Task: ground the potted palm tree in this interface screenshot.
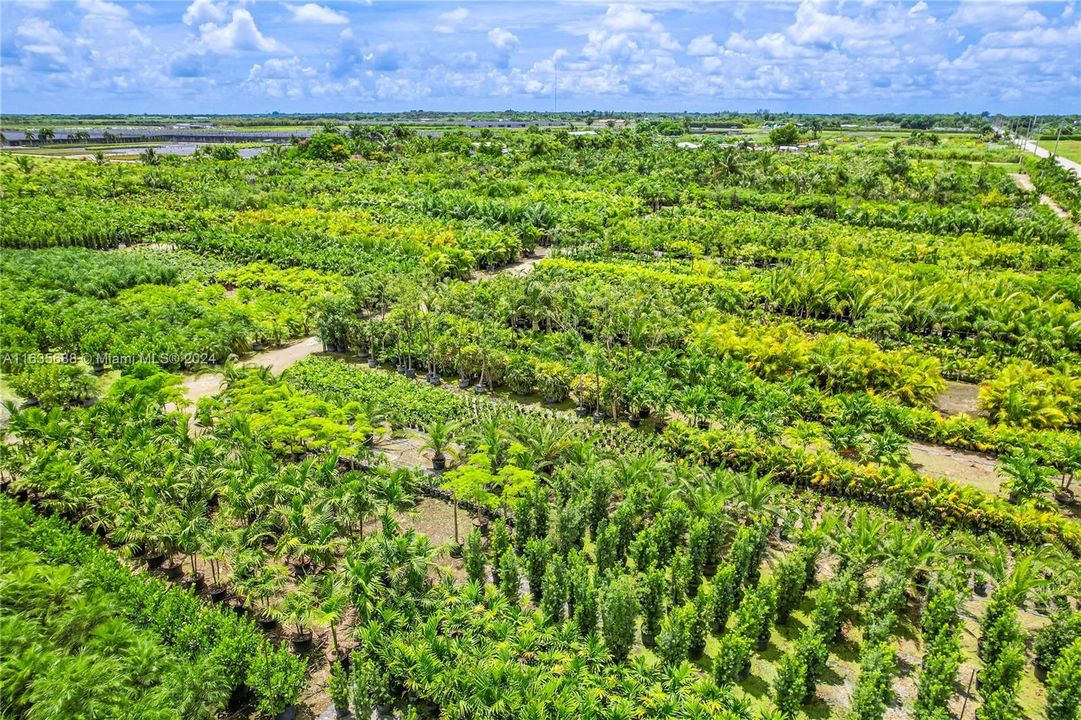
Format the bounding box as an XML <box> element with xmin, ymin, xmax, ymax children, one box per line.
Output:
<box><xmin>236</xmin><ymin>561</ymin><xmax>289</xmax><ymax>630</ymax></box>
<box><xmin>421</xmin><ymin>418</ymin><xmax>458</xmax><ymax>473</ymax></box>
<box><xmin>204</xmin><ymin>519</ymin><xmax>232</xmax><ymax>603</ymax></box>
<box><xmin>279</xmin><ymin>577</ymin><xmax>320</xmax><ymax>654</ymax></box>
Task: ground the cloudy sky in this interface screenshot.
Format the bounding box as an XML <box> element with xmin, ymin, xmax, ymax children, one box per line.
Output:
<box><xmin>1</xmin><ymin>0</ymin><xmax>1078</xmax><ymax>114</ymax></box>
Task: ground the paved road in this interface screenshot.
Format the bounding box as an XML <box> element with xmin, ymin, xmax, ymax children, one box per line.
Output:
<box><xmin>1010</xmin><ymin>133</ymin><xmax>1081</xmax><ymax>176</ymax></box>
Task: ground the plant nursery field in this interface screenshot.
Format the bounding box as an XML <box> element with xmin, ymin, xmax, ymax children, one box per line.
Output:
<box><xmin>1</xmin><ymin>122</ymin><xmax>1079</xmax><ymax>720</ymax></box>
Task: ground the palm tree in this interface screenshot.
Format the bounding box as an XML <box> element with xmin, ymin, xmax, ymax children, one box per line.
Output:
<box><xmin>420</xmin><ymin>418</ymin><xmax>458</xmax><ymax>472</ymax></box>
<box><xmin>371</xmin><ymin>467</ymin><xmax>416</xmax><ymax>520</ymax></box>
<box><xmin>314</xmin><ymin>573</ymin><xmax>350</xmax><ymax>655</ymax></box>
<box><xmin>507</xmin><ymin>415</ymin><xmax>576</xmax><ymax>474</ymax></box>
<box><xmin>998</xmin><ymin>452</ymin><xmax>1056</xmax><ymax>506</ymax></box>
<box><xmin>176</xmin><ymin>500</ymin><xmax>209</xmax><ymax>581</ymax></box>
<box><xmin>468</xmin><ymin>415</ymin><xmax>510</xmax><ymax>473</ymax></box>
<box><xmin>728</xmin><ymin>470</ymin><xmax>784</xmax><ymax>519</ymax></box>
<box><xmin>38</xmin><ymin>127</ymin><xmax>55</xmax><ymax>144</ymax></box>
<box><xmin>277</xmin><ymin>576</ymin><xmax>321</xmax><ymax>649</ymax></box>
<box><xmin>343</xmin><ymin>551</ymin><xmax>385</xmax><ymax>625</ymax></box>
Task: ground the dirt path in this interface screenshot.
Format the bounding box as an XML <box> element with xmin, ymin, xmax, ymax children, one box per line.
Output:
<box><xmin>933</xmin><ymin>380</ymin><xmax>981</xmax><ymax>417</ymax></box>
<box><xmin>473</xmin><ymin>246</ymin><xmax>550</xmax><ymax>281</ymax></box>
<box><xmin>179</xmin><ymin>336</ymin><xmax>323</xmax><ymax>408</ymax></box>
<box><xmin>908</xmin><ymin>441</ymin><xmax>1001</xmax><ymax>497</ymax></box>
<box><xmin>1009</xmin><ymin>173</ymin><xmax>1071</xmax><ymax>219</ymax></box>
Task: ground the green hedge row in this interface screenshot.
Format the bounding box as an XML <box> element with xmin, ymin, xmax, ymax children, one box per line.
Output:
<box><xmin>0</xmin><ymin>496</ymin><xmax>306</xmax><ymax>717</ymax></box>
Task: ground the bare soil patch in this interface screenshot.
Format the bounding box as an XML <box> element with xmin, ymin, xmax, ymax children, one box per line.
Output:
<box><xmin>908</xmin><ymin>441</ymin><xmax>1001</xmax><ymax>497</ymax></box>
<box><xmin>934</xmin><ymin>380</ymin><xmax>981</xmax><ymax>417</ymax></box>
<box><xmin>249</xmin><ymin>336</ymin><xmax>323</xmax><ymax>375</ymax></box>
<box><xmin>394</xmin><ymin>498</ymin><xmax>468</xmax><ymax>583</ymax></box>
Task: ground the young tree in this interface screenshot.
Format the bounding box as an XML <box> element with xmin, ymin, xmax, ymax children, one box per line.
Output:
<box><xmin>1046</xmin><ymin>638</ymin><xmax>1081</xmax><ymax>720</ymax></box>
<box><xmin>657</xmin><ymin>603</ymin><xmax>693</xmax><ymax>666</ymax></box>
<box><xmin>463</xmin><ymin>528</ymin><xmax>487</xmax><ymax>585</ymax></box>
<box><xmin>540</xmin><ymin>557</ymin><xmax>567</xmax><ymax>624</ymax></box>
<box><xmin>640</xmin><ymin>567</ymin><xmax>666</xmax><ymax>644</ymax></box>
<box><xmin>571</xmin><ymin>565</ymin><xmax>599</xmax><ymax>637</ymax></box>
<box><xmin>498</xmin><ymin>550</ymin><xmax>521</xmax><ymax>605</ymax></box>
<box><xmin>601</xmin><ymin>574</ymin><xmax>639</xmax><ymax>662</ymax></box>
<box><xmin>713</xmin><ymin>631</ymin><xmax>753</xmax><ymax>687</ymax></box>
<box><xmin>773</xmin><ymin>651</ymin><xmax>807</xmax><ymax>718</ymax></box>
<box><xmin>523</xmin><ymin>537</ymin><xmax>550</xmax><ymax>604</ymax></box>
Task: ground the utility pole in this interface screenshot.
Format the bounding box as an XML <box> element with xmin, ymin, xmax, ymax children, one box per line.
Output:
<box><xmin>1018</xmin><ymin>114</ymin><xmax>1036</xmax><ymax>171</ymax></box>
<box><xmin>1052</xmin><ymin>122</ymin><xmax>1062</xmax><ymax>158</ymax></box>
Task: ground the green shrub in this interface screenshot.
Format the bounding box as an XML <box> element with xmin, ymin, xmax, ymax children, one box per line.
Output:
<box><xmin>601</xmin><ymin>574</ymin><xmax>639</xmax><ymax>662</ymax></box>
<box><xmin>1046</xmin><ymin>638</ymin><xmax>1081</xmax><ymax>720</ymax></box>
<box><xmin>657</xmin><ymin>603</ymin><xmax>693</xmax><ymax>666</ymax></box>
<box><xmin>773</xmin><ymin>651</ymin><xmax>807</xmax><ymax>717</ymax></box>
<box><xmin>851</xmin><ymin>641</ymin><xmax>897</xmax><ymax>720</ymax></box>
<box><xmin>1035</xmin><ymin>611</ymin><xmax>1081</xmax><ymax>673</ymax></box>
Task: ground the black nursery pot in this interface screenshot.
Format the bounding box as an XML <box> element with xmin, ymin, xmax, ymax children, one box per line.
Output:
<box><xmin>428</xmin><ymin>373</ymin><xmax>441</xmax><ymax>387</ymax></box>
<box><xmin>473</xmin><ymin>384</ymin><xmax>486</xmax><ymax>394</ymax></box>
<box><xmin>629</xmin><ymin>416</ymin><xmax>641</xmax><ymax>428</ymax></box>
<box><xmin>368</xmin><ymin>358</ymin><xmax>379</xmax><ymax>368</ymax></box>
<box><xmin>459</xmin><ymin>377</ymin><xmax>472</xmax><ymax>389</ymax></box>
<box><xmin>257</xmin><ymin>613</ymin><xmax>278</xmax><ymax>631</ymax></box>
<box><xmin>575</xmin><ymin>406</ymin><xmax>589</xmax><ymax>417</ymax></box>
<box><xmin>405</xmin><ymin>368</ymin><xmax>416</xmax><ymax>379</ymax></box>
<box><xmin>290</xmin><ymin>633</ymin><xmax>313</xmax><ymax>654</ymax></box>
<box><xmin>146</xmin><ymin>553</ymin><xmax>166</xmax><ymax>570</ymax></box>
<box><xmin>432</xmin><ymin>456</ymin><xmax>446</xmax><ymax>472</ymax></box>
<box><xmin>209</xmin><ymin>585</ymin><xmax>229</xmax><ymax>603</ymax></box>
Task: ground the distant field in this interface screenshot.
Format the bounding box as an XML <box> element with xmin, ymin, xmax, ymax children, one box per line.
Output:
<box><xmin>1037</xmin><ymin>139</ymin><xmax>1081</xmax><ymax>163</ymax></box>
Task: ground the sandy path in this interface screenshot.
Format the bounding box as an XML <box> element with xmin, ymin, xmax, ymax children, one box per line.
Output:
<box><xmin>933</xmin><ymin>380</ymin><xmax>981</xmax><ymax>417</ymax></box>
<box><xmin>179</xmin><ymin>336</ymin><xmax>322</xmax><ymax>407</ymax></box>
<box><xmin>1008</xmin><ymin>173</ymin><xmax>1071</xmax><ymax>219</ymax></box>
<box><xmin>473</xmin><ymin>246</ymin><xmax>550</xmax><ymax>281</ymax></box>
<box><xmin>908</xmin><ymin>441</ymin><xmax>1001</xmax><ymax>496</ymax></box>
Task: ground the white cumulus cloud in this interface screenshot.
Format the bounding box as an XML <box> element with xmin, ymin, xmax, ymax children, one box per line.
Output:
<box><xmin>435</xmin><ymin>6</ymin><xmax>468</xmax><ymax>33</ymax></box>
<box><xmin>199</xmin><ymin>8</ymin><xmax>287</xmax><ymax>53</ymax></box>
<box><xmin>183</xmin><ymin>0</ymin><xmax>228</xmax><ymax>26</ymax></box>
<box><xmin>488</xmin><ymin>27</ymin><xmax>518</xmax><ymax>49</ymax></box>
<box><xmin>285</xmin><ymin>3</ymin><xmax>348</xmax><ymax>25</ymax></box>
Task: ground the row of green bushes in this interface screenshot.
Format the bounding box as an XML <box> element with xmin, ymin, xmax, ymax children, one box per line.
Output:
<box><xmin>0</xmin><ymin>496</ymin><xmax>306</xmax><ymax>717</ymax></box>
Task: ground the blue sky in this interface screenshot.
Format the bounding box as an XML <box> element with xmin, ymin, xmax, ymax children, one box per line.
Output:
<box><xmin>1</xmin><ymin>1</ymin><xmax>1078</xmax><ymax>114</ymax></box>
